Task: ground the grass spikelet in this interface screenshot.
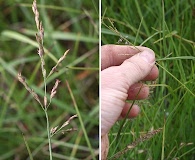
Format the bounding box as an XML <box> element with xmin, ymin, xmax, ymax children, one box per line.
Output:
<box><xmin>50</xmin><ymin>126</ymin><xmax>58</xmax><ymax>135</ymax></box>
<box><xmin>18</xmin><ymin>73</ymin><xmax>42</xmax><ymax>108</ymax></box>
<box><xmin>47</xmin><ymin>49</ymin><xmax>69</xmax><ymax>78</ymax></box>
<box><xmin>50</xmin><ymin>114</ymin><xmax>78</xmax><ymax>137</ymax></box>
<box><xmin>61</xmin><ymin>114</ymin><xmax>78</xmax><ymax>128</ymax></box>
<box><xmin>32</xmin><ymin>0</ymin><xmax>40</xmax><ymax>31</ymax></box>
<box><xmin>44</xmin><ymin>95</ymin><xmax>47</xmax><ymax>108</ymax></box>
<box><xmin>50</xmin><ymin>79</ymin><xmax>61</xmax><ymax>101</ymax></box>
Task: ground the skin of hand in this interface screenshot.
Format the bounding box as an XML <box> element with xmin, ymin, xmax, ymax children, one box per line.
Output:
<box><xmin>101</xmin><ymin>45</ymin><xmax>159</xmax><ymax>159</ymax></box>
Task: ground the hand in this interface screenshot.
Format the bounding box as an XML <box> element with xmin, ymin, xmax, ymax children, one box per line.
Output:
<box><xmin>101</xmin><ymin>45</ymin><xmax>159</xmax><ymax>159</ymax></box>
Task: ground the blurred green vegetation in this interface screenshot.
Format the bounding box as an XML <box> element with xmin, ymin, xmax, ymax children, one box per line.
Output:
<box><xmin>0</xmin><ymin>0</ymin><xmax>99</xmax><ymax>159</ymax></box>
<box><xmin>102</xmin><ymin>0</ymin><xmax>195</xmax><ymax>159</ymax></box>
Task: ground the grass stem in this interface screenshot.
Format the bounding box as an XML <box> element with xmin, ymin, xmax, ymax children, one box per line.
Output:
<box><xmin>44</xmin><ymin>109</ymin><xmax>53</xmax><ymax>160</ymax></box>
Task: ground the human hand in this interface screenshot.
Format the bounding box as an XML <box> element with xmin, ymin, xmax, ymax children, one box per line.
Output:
<box><xmin>101</xmin><ymin>45</ymin><xmax>159</xmax><ymax>159</ymax></box>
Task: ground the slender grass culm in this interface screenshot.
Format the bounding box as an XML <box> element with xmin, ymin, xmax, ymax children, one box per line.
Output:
<box><xmin>17</xmin><ymin>1</ymin><xmax>77</xmax><ymax>159</ymax></box>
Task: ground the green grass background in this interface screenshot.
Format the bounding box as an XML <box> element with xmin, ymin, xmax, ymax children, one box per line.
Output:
<box><xmin>0</xmin><ymin>0</ymin><xmax>99</xmax><ymax>159</ymax></box>
<box><xmin>102</xmin><ymin>0</ymin><xmax>195</xmax><ymax>159</ymax></box>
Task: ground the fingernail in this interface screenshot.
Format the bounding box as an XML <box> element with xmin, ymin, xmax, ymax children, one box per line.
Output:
<box><xmin>139</xmin><ymin>50</ymin><xmax>155</xmax><ymax>64</ymax></box>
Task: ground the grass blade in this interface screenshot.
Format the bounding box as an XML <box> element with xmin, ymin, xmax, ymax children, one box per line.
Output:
<box><xmin>65</xmin><ymin>80</ymin><xmax>96</xmax><ymax>160</ymax></box>
<box><xmin>22</xmin><ymin>133</ymin><xmax>34</xmax><ymax>160</ymax></box>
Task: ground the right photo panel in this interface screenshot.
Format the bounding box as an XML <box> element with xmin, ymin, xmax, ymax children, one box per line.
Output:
<box><xmin>101</xmin><ymin>0</ymin><xmax>195</xmax><ymax>159</ymax></box>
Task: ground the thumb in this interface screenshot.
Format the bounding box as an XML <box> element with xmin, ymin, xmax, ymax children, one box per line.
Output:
<box><xmin>121</xmin><ymin>49</ymin><xmax>155</xmax><ymax>86</ymax></box>
<box><xmin>102</xmin><ymin>49</ymin><xmax>155</xmax><ymax>90</ymax></box>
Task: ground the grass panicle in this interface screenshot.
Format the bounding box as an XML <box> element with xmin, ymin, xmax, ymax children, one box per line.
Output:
<box><xmin>111</xmin><ymin>128</ymin><xmax>163</xmax><ymax>159</ymax></box>
<box><xmin>126</xmin><ymin>128</ymin><xmax>163</xmax><ymax>149</ymax></box>
<box><xmin>17</xmin><ymin>1</ymin><xmax>77</xmax><ymax>160</ymax></box>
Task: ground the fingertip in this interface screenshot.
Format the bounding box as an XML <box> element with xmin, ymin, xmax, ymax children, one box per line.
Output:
<box><xmin>127</xmin><ymin>83</ymin><xmax>150</xmax><ymax>100</ymax></box>
<box><xmin>121</xmin><ymin>104</ymin><xmax>140</xmax><ymax>118</ymax></box>
<box><xmin>143</xmin><ymin>65</ymin><xmax>159</xmax><ymax>81</ymax></box>
<box><xmin>139</xmin><ymin>50</ymin><xmax>155</xmax><ymax>64</ymax></box>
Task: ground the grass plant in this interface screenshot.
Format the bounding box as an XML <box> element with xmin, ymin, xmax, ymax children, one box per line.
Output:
<box><xmin>0</xmin><ymin>0</ymin><xmax>99</xmax><ymax>159</ymax></box>
<box><xmin>102</xmin><ymin>0</ymin><xmax>195</xmax><ymax>159</ymax></box>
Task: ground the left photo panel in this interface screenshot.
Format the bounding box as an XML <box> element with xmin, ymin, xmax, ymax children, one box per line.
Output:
<box><xmin>0</xmin><ymin>0</ymin><xmax>99</xmax><ymax>159</ymax></box>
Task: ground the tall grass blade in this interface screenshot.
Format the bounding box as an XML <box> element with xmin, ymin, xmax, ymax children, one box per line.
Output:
<box><xmin>22</xmin><ymin>133</ymin><xmax>34</xmax><ymax>160</ymax></box>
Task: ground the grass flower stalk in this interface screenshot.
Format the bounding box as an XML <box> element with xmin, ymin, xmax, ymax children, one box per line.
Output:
<box><xmin>32</xmin><ymin>0</ymin><xmax>52</xmax><ymax>159</ymax></box>
<box><xmin>18</xmin><ymin>1</ymin><xmax>74</xmax><ymax>159</ymax></box>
